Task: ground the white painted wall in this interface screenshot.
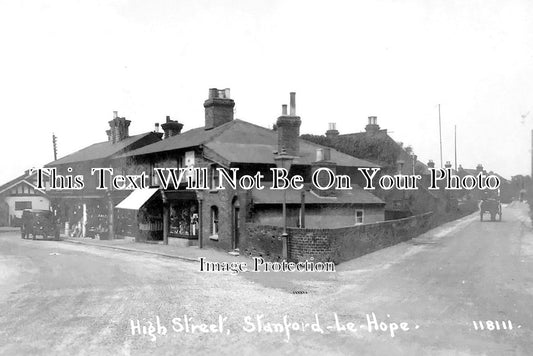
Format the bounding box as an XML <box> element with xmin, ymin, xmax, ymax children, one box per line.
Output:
<box><xmin>4</xmin><ymin>196</ymin><xmax>50</xmax><ymax>219</ymax></box>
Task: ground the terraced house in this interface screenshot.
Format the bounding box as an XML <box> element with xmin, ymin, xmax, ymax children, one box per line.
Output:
<box><xmin>44</xmin><ymin>112</ymin><xmax>163</xmax><ymax>238</ymax></box>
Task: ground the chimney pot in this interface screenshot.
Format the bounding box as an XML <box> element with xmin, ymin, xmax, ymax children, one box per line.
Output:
<box><xmin>290</xmin><ymin>92</ymin><xmax>296</xmax><ymax>116</ymax></box>
<box><xmin>108</xmin><ymin>112</ymin><xmax>130</xmax><ymax>143</ymax></box>
<box><xmin>365</xmin><ymin>116</ymin><xmax>380</xmax><ymax>134</ymax></box>
<box><xmin>326</xmin><ymin>122</ymin><xmax>339</xmax><ymax>138</ymax></box>
<box><xmin>276</xmin><ymin>92</ymin><xmax>301</xmax><ymax>156</ymax></box>
<box><xmin>282</xmin><ymin>104</ymin><xmax>288</xmax><ymax>116</ymax></box>
<box><xmin>161</xmin><ymin>115</ymin><xmax>183</xmax><ymax>138</ymax></box>
<box><xmin>204</xmin><ymin>87</ymin><xmax>235</xmax><ymax>130</ymax></box>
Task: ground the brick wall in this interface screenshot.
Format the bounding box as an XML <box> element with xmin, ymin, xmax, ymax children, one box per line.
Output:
<box><xmin>243</xmin><ymin>212</ymin><xmax>434</xmax><ymax>264</ymax></box>
<box><xmin>288</xmin><ymin>212</ymin><xmax>434</xmax><ymax>263</ymax></box>
<box><xmin>241</xmin><ymin>224</ymin><xmax>285</xmax><ymax>261</ymax></box>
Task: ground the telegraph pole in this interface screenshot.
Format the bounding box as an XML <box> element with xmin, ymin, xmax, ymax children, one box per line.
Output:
<box><xmin>52</xmin><ymin>133</ymin><xmax>57</xmax><ymax>161</ymax></box>
<box><xmin>439</xmin><ymin>104</ymin><xmax>443</xmax><ymax>168</ymax></box>
<box><xmin>454</xmin><ymin>125</ymin><xmax>457</xmax><ymax>171</ymax></box>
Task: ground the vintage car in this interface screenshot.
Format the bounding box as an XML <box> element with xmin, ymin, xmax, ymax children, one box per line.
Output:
<box><xmin>20</xmin><ymin>209</ymin><xmax>60</xmax><ymax>240</ymax></box>
<box><xmin>479</xmin><ymin>199</ymin><xmax>502</xmax><ymax>222</ymax></box>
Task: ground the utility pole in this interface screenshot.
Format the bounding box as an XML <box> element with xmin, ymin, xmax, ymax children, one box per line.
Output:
<box><xmin>52</xmin><ymin>133</ymin><xmax>57</xmax><ymax>161</ymax></box>
<box><xmin>439</xmin><ymin>104</ymin><xmax>443</xmax><ymax>168</ymax></box>
<box><xmin>454</xmin><ymin>125</ymin><xmax>457</xmax><ymax>171</ymax></box>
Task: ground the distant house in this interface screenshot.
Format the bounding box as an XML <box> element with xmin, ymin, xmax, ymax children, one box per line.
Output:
<box><xmin>112</xmin><ymin>89</ymin><xmax>385</xmax><ymax>252</ymax></box>
<box><xmin>305</xmin><ymin>117</ymin><xmax>432</xmax><ymax>218</ymax></box>
<box><xmin>458</xmin><ymin>165</ymin><xmax>512</xmax><ymax>203</ymax></box>
<box><xmin>325</xmin><ymin>117</ymin><xmax>429</xmax><ymax>176</ymax></box>
<box><xmin>0</xmin><ymin>170</ymin><xmax>50</xmax><ymax>226</ymax></box>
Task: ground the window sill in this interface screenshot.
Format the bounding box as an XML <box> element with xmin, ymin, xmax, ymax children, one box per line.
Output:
<box><xmin>209</xmin><ymin>234</ymin><xmax>219</xmax><ymax>241</ymax></box>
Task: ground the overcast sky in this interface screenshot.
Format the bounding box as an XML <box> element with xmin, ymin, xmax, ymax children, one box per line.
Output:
<box><xmin>1</xmin><ymin>0</ymin><xmax>532</xmax><ymax>183</ymax></box>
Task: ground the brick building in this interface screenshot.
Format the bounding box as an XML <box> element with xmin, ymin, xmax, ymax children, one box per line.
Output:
<box><xmin>44</xmin><ymin>112</ymin><xmax>162</xmax><ymax>237</ymax></box>
<box><xmin>319</xmin><ymin>117</ymin><xmax>432</xmax><ymax>217</ymax></box>
<box><xmin>0</xmin><ymin>170</ymin><xmax>50</xmax><ymax>226</ymax></box>
<box><xmin>113</xmin><ymin>89</ymin><xmax>385</xmax><ymax>252</ymax></box>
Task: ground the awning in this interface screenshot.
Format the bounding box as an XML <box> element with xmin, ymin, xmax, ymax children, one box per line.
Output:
<box><xmin>115</xmin><ymin>188</ymin><xmax>159</xmax><ymax>210</ymax></box>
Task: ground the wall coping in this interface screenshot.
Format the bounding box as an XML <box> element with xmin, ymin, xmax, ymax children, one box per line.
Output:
<box><xmin>245</xmin><ymin>211</ymin><xmax>434</xmax><ymax>233</ymax></box>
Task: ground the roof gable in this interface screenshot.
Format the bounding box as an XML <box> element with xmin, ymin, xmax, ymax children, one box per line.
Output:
<box><xmin>0</xmin><ymin>169</ymin><xmax>49</xmax><ymax>194</ymax></box>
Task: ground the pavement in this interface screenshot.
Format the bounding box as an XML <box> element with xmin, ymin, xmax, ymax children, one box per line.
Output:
<box><xmin>61</xmin><ymin>237</ymin><xmax>248</xmax><ymax>264</ymax></box>
<box><xmin>0</xmin><ymin>202</ymin><xmax>533</xmax><ymax>355</ymax></box>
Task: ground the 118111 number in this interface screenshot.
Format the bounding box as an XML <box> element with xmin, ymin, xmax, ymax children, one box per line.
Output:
<box><xmin>472</xmin><ymin>320</ymin><xmax>514</xmax><ymax>331</ymax></box>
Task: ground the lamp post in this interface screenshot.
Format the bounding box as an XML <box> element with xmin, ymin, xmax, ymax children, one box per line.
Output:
<box><xmin>274</xmin><ymin>148</ymin><xmax>295</xmax><ymax>260</ymax></box>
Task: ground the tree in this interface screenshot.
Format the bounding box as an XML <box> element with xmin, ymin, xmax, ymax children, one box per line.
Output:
<box><xmin>301</xmin><ymin>134</ymin><xmax>400</xmax><ymax>173</ymax></box>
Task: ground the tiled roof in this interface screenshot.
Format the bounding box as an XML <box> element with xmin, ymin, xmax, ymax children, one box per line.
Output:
<box><xmin>117</xmin><ymin>122</ymin><xmax>233</xmax><ymax>158</ymax></box>
<box><xmin>0</xmin><ymin>173</ymin><xmax>26</xmax><ymax>193</ymax></box>
<box><xmin>0</xmin><ymin>170</ymin><xmax>48</xmax><ymax>195</ymax></box>
<box><xmin>45</xmin><ymin>132</ymin><xmax>158</xmax><ymax>166</ymax></box>
<box><xmin>460</xmin><ymin>168</ymin><xmax>479</xmax><ymax>176</ymax></box>
<box><xmin>119</xmin><ymin>120</ymin><xmax>379</xmax><ymax>168</ymax></box>
<box><xmin>251</xmin><ymin>185</ymin><xmax>385</xmax><ymax>205</ymax></box>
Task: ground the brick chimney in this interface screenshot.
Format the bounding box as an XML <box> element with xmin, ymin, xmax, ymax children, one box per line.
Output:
<box><xmin>326</xmin><ymin>122</ymin><xmax>339</xmax><ymax>138</ymax></box>
<box><xmin>427</xmin><ymin>160</ymin><xmax>435</xmax><ymax>168</ymax></box>
<box><xmin>107</xmin><ymin>111</ymin><xmax>131</xmax><ymax>144</ymax></box>
<box><xmin>161</xmin><ymin>115</ymin><xmax>183</xmax><ymax>139</ymax></box>
<box><xmin>204</xmin><ymin>88</ymin><xmax>235</xmax><ymax>130</ymax></box>
<box><xmin>276</xmin><ymin>92</ymin><xmax>301</xmax><ymax>156</ymax></box>
<box><xmin>445</xmin><ymin>161</ymin><xmax>452</xmax><ymax>169</ymax></box>
<box><xmin>365</xmin><ymin>116</ymin><xmax>380</xmax><ymax>134</ymax></box>
<box><xmin>476</xmin><ymin>164</ymin><xmax>484</xmax><ymax>172</ymax></box>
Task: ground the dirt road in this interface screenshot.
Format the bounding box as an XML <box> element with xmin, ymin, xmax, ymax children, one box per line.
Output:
<box><xmin>1</xmin><ymin>202</ymin><xmax>532</xmax><ymax>355</ymax></box>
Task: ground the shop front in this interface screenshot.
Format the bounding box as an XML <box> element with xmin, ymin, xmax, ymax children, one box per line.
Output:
<box><xmin>165</xmin><ymin>190</ymin><xmax>199</xmax><ymax>243</ymax></box>
<box><xmin>115</xmin><ymin>188</ymin><xmax>163</xmax><ymax>242</ymax></box>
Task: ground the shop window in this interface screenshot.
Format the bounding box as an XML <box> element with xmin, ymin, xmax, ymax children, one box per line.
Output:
<box><xmin>15</xmin><ymin>201</ymin><xmax>32</xmax><ymax>210</ymax></box>
<box><xmin>169</xmin><ymin>200</ymin><xmax>198</xmax><ymax>238</ymax></box>
<box><xmin>210</xmin><ymin>206</ymin><xmax>219</xmax><ymax>237</ymax></box>
<box><xmin>355</xmin><ymin>210</ymin><xmax>364</xmax><ymax>225</ymax></box>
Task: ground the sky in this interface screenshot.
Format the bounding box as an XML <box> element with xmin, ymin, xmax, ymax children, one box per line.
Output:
<box><xmin>1</xmin><ymin>0</ymin><xmax>532</xmax><ymax>183</ymax></box>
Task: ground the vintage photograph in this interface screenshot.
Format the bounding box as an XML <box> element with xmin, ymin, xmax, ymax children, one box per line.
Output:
<box><xmin>0</xmin><ymin>0</ymin><xmax>532</xmax><ymax>355</ymax></box>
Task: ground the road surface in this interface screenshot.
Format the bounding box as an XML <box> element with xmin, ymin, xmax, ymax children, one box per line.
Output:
<box><xmin>1</xmin><ymin>202</ymin><xmax>533</xmax><ymax>355</ymax></box>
